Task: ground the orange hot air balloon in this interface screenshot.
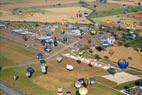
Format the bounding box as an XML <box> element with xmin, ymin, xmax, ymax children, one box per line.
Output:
<box><xmin>61</xmin><ymin>19</ymin><xmax>65</xmax><ymax>26</ymax></box>
<box><xmin>106</xmin><ymin>19</ymin><xmax>111</xmax><ymax>24</ymax></box>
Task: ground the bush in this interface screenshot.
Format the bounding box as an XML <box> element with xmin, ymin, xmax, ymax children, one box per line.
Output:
<box><xmin>104</xmin><ymin>56</ymin><xmax>109</xmax><ymax>60</ymax></box>
<box><xmin>94</xmin><ymin>54</ymin><xmax>101</xmax><ymax>60</ymax></box>
<box><xmin>128</xmin><ymin>57</ymin><xmax>132</xmax><ymax>60</ymax></box>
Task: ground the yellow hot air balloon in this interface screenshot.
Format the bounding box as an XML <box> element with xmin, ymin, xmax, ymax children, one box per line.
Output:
<box><xmin>90</xmin><ymin>30</ymin><xmax>97</xmax><ymax>35</ymax></box>
<box><xmin>106</xmin><ymin>19</ymin><xmax>111</xmax><ymax>24</ymax></box>
<box><xmin>61</xmin><ymin>28</ymin><xmax>65</xmax><ymax>33</ymax></box>
<box><xmin>51</xmin><ymin>27</ymin><xmax>56</xmax><ymax>32</ymax></box>
<box><xmin>125</xmin><ymin>20</ymin><xmax>132</xmax><ymax>28</ymax></box>
<box><xmin>79</xmin><ymin>87</ymin><xmax>88</xmax><ymax>95</ymax></box>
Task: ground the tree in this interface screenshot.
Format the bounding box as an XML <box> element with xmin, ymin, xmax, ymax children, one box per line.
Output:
<box><xmin>94</xmin><ymin>54</ymin><xmax>101</xmax><ymax>60</ymax></box>
<box><xmin>104</xmin><ymin>56</ymin><xmax>109</xmax><ymax>60</ymax></box>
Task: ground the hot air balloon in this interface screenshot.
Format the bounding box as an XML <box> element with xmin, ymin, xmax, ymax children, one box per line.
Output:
<box><xmin>106</xmin><ymin>19</ymin><xmax>111</xmax><ymax>24</ymax></box>
<box><xmin>56</xmin><ymin>56</ymin><xmax>63</xmax><ymax>63</ymax></box>
<box><xmin>90</xmin><ymin>30</ymin><xmax>97</xmax><ymax>35</ymax></box>
<box><xmin>41</xmin><ymin>65</ymin><xmax>47</xmax><ymax>74</ymax></box>
<box><xmin>75</xmin><ymin>81</ymin><xmax>82</xmax><ymax>89</ymax></box>
<box><xmin>66</xmin><ymin>64</ymin><xmax>74</xmax><ymax>71</ymax></box>
<box><xmin>54</xmin><ymin>37</ymin><xmax>58</xmax><ymax>46</ymax></box>
<box><xmin>89</xmin><ymin>77</ymin><xmax>96</xmax><ymax>85</ymax></box>
<box><xmin>40</xmin><ymin>59</ymin><xmax>46</xmax><ymax>65</ymax></box>
<box><xmin>27</xmin><ymin>67</ymin><xmax>34</xmax><ymax>74</ymax></box>
<box><xmin>78</xmin><ymin>78</ymin><xmax>85</xmax><ymax>85</ymax></box>
<box><xmin>26</xmin><ymin>67</ymin><xmax>34</xmax><ymax>78</ymax></box>
<box><xmin>51</xmin><ymin>27</ymin><xmax>56</xmax><ymax>32</ymax></box>
<box><xmin>66</xmin><ymin>91</ymin><xmax>72</xmax><ymax>95</ymax></box>
<box><xmin>57</xmin><ymin>88</ymin><xmax>63</xmax><ymax>95</ymax></box>
<box><xmin>108</xmin><ymin>50</ymin><xmax>114</xmax><ymax>56</ymax></box>
<box><xmin>37</xmin><ymin>53</ymin><xmax>43</xmax><ymax>60</ymax></box>
<box><xmin>63</xmin><ymin>36</ymin><xmax>68</xmax><ymax>42</ymax></box>
<box><xmin>79</xmin><ymin>87</ymin><xmax>88</xmax><ymax>95</ymax></box>
<box><xmin>83</xmin><ymin>79</ymin><xmax>90</xmax><ymax>87</ymax></box>
<box><xmin>23</xmin><ymin>35</ymin><xmax>28</xmax><ymax>41</ymax></box>
<box><xmin>117</xmin><ymin>59</ymin><xmax>129</xmax><ymax>69</ymax></box>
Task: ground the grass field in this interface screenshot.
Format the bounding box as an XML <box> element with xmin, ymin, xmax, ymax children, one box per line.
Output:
<box><xmin>115</xmin><ymin>79</ymin><xmax>142</xmax><ymax>90</ymax></box>
<box><xmin>0</xmin><ymin>31</ymin><xmax>125</xmax><ymax>95</ymax></box>
<box><xmin>0</xmin><ymin>65</ymin><xmax>53</xmax><ymax>95</ymax></box>
<box><xmin>88</xmin><ymin>6</ymin><xmax>142</xmax><ymax>18</ymax></box>
<box><xmin>0</xmin><ymin>65</ymin><xmax>125</xmax><ymax>95</ymax></box>
<box><xmin>0</xmin><ymin>33</ymin><xmax>36</xmax><ymax>67</ymax></box>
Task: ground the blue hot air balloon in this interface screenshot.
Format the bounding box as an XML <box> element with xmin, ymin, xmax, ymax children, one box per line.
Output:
<box><xmin>89</xmin><ymin>77</ymin><xmax>96</xmax><ymax>85</ymax></box>
<box><xmin>37</xmin><ymin>53</ymin><xmax>43</xmax><ymax>60</ymax></box>
<box><xmin>27</xmin><ymin>67</ymin><xmax>34</xmax><ymax>74</ymax></box>
<box><xmin>117</xmin><ymin>59</ymin><xmax>128</xmax><ymax>69</ymax></box>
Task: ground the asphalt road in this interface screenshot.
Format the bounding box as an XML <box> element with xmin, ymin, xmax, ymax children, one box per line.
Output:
<box><xmin>0</xmin><ymin>82</ymin><xmax>24</xmax><ymax>95</ymax></box>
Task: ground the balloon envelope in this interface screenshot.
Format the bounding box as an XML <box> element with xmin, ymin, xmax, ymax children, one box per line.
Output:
<box><xmin>79</xmin><ymin>87</ymin><xmax>88</xmax><ymax>95</ymax></box>
<box><xmin>40</xmin><ymin>60</ymin><xmax>46</xmax><ymax>64</ymax></box>
<box><xmin>37</xmin><ymin>53</ymin><xmax>43</xmax><ymax>60</ymax></box>
<box><xmin>118</xmin><ymin>59</ymin><xmax>128</xmax><ymax>69</ymax></box>
<box><xmin>89</xmin><ymin>77</ymin><xmax>96</xmax><ymax>84</ymax></box>
<box><xmin>27</xmin><ymin>67</ymin><xmax>34</xmax><ymax>73</ymax></box>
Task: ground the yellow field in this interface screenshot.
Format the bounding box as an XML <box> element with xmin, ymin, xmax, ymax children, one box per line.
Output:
<box><xmin>0</xmin><ymin>0</ymin><xmax>93</xmax><ymax>24</ymax></box>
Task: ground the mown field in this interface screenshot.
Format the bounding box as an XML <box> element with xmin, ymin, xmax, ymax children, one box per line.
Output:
<box><xmin>0</xmin><ymin>31</ymin><xmax>124</xmax><ymax>95</ymax></box>
<box><xmin>0</xmin><ymin>35</ymin><xmax>36</xmax><ymax>67</ymax></box>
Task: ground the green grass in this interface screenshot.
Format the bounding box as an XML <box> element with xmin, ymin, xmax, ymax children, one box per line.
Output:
<box><xmin>0</xmin><ymin>52</ymin><xmax>16</xmax><ymax>66</ymax></box>
<box><xmin>0</xmin><ymin>38</ymin><xmax>36</xmax><ymax>66</ymax></box>
<box><xmin>88</xmin><ymin>6</ymin><xmax>142</xmax><ymax>18</ymax></box>
<box><xmin>0</xmin><ymin>65</ymin><xmax>53</xmax><ymax>95</ymax></box>
<box><xmin>115</xmin><ymin>79</ymin><xmax>142</xmax><ymax>90</ymax></box>
<box><xmin>126</xmin><ymin>37</ymin><xmax>142</xmax><ymax>48</ymax></box>
<box><xmin>87</xmin><ymin>83</ymin><xmax>124</xmax><ymax>95</ymax></box>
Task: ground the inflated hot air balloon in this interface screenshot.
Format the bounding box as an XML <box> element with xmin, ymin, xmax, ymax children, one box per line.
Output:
<box><xmin>56</xmin><ymin>56</ymin><xmax>63</xmax><ymax>63</ymax></box>
<box><xmin>26</xmin><ymin>67</ymin><xmax>34</xmax><ymax>78</ymax></box>
<box><xmin>117</xmin><ymin>59</ymin><xmax>129</xmax><ymax>69</ymax></box>
<box><xmin>108</xmin><ymin>50</ymin><xmax>114</xmax><ymax>56</ymax></box>
<box><xmin>79</xmin><ymin>87</ymin><xmax>88</xmax><ymax>95</ymax></box>
<box><xmin>75</xmin><ymin>81</ymin><xmax>82</xmax><ymax>89</ymax></box>
<box><xmin>89</xmin><ymin>77</ymin><xmax>96</xmax><ymax>85</ymax></box>
<box><xmin>90</xmin><ymin>30</ymin><xmax>97</xmax><ymax>35</ymax></box>
<box><xmin>51</xmin><ymin>27</ymin><xmax>56</xmax><ymax>32</ymax></box>
<box><xmin>27</xmin><ymin>67</ymin><xmax>34</xmax><ymax>74</ymax></box>
<box><xmin>106</xmin><ymin>19</ymin><xmax>111</xmax><ymax>24</ymax></box>
<box><xmin>63</xmin><ymin>36</ymin><xmax>68</xmax><ymax>42</ymax></box>
<box><xmin>37</xmin><ymin>53</ymin><xmax>43</xmax><ymax>60</ymax></box>
<box><xmin>84</xmin><ymin>79</ymin><xmax>90</xmax><ymax>87</ymax></box>
<box><xmin>57</xmin><ymin>88</ymin><xmax>63</xmax><ymax>95</ymax></box>
<box><xmin>41</xmin><ymin>65</ymin><xmax>47</xmax><ymax>74</ymax></box>
<box><xmin>40</xmin><ymin>59</ymin><xmax>46</xmax><ymax>65</ymax></box>
<box><xmin>54</xmin><ymin>37</ymin><xmax>58</xmax><ymax>46</ymax></box>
